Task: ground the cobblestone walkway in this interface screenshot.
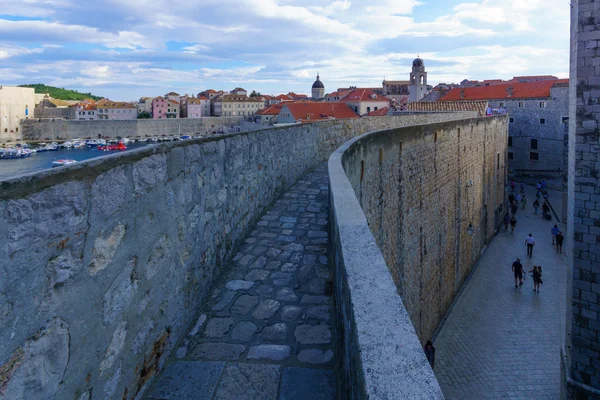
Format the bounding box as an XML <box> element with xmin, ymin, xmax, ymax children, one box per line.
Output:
<box><xmin>146</xmin><ymin>164</ymin><xmax>336</xmax><ymax>400</ymax></box>
<box><xmin>434</xmin><ymin>186</ymin><xmax>568</xmax><ymax>399</ymax></box>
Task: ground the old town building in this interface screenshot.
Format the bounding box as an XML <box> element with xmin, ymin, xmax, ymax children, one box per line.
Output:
<box><xmin>0</xmin><ymin>86</ymin><xmax>35</xmax><ymax>142</ymax></box>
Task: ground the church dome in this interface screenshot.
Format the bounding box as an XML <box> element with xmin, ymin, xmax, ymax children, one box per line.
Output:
<box><xmin>412</xmin><ymin>58</ymin><xmax>424</xmax><ymax>67</ymax></box>
<box><xmin>312</xmin><ymin>74</ymin><xmax>324</xmax><ymax>89</ymax></box>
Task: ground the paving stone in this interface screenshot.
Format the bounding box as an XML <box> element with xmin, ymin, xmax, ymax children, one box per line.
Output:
<box><xmin>314</xmin><ymin>265</ymin><xmax>330</xmax><ymax>279</ymax></box>
<box><xmin>308</xmin><ymin>278</ymin><xmax>326</xmax><ymax>294</ymax></box>
<box><xmin>213</xmin><ymin>363</ymin><xmax>280</xmax><ymax>400</ymax></box>
<box><xmin>281</xmin><ymin>262</ymin><xmax>298</xmax><ymax>273</ymax></box>
<box><xmin>237</xmin><ymin>254</ymin><xmax>255</xmax><ymax>267</ymax></box>
<box><xmin>244</xmin><ymin>269</ymin><xmax>270</xmax><ymax>282</ymax></box>
<box><xmin>211</xmin><ymin>291</ymin><xmax>237</xmax><ymax>311</ymax></box>
<box><xmin>252</xmin><ymin>299</ymin><xmax>280</xmax><ymax>320</ymax></box>
<box><xmin>311</xmin><ymin>238</ymin><xmax>328</xmax><ymax>245</ymax></box>
<box><xmin>283</xmin><ymin>243</ymin><xmax>304</xmax><ymax>252</ymax></box>
<box><xmin>260</xmin><ymin>323</ymin><xmax>288</xmax><ymax>342</ymax></box>
<box><xmin>247</xmin><ymin>345</ymin><xmax>291</xmax><ymax>361</ymax></box>
<box><xmin>281</xmin><ymin>305</ymin><xmax>303</xmax><ymax>322</ymax></box>
<box><xmin>289</xmin><ymin>252</ymin><xmax>303</xmax><ymax>263</ymax></box>
<box><xmin>271</xmin><ymin>272</ymin><xmax>293</xmax><ymax>286</ymax></box>
<box><xmin>259</xmin><ymin>232</ymin><xmax>277</xmax><ymax>239</ymax></box>
<box><xmin>255</xmin><ymin>284</ymin><xmax>274</xmax><ymax>297</ymax></box>
<box><xmin>277</xmin><ymin>251</ymin><xmax>292</xmax><ymax>261</ymax></box>
<box><xmin>264</xmin><ymin>248</ymin><xmax>281</xmax><ymax>258</ymax></box>
<box><xmin>248</xmin><ymin>256</ymin><xmax>267</xmax><ymax>269</ymax></box>
<box><xmin>300</xmin><ymin>295</ymin><xmax>329</xmax><ymax>305</ymax></box>
<box><xmin>204</xmin><ymin>317</ymin><xmax>235</xmax><ymax>338</ymax></box>
<box><xmin>265</xmin><ymin>260</ymin><xmax>282</xmax><ymax>270</ymax></box>
<box><xmin>279</xmin><ymin>367</ymin><xmax>335</xmax><ymax>400</ymax></box>
<box><xmin>306</xmin><ymin>305</ymin><xmax>330</xmax><ymax>321</ymax></box>
<box><xmin>317</xmin><ymin>218</ymin><xmax>328</xmax><ymax>226</ymax></box>
<box><xmin>294</xmin><ymin>325</ymin><xmax>331</xmax><ymax>344</ymax></box>
<box><xmin>277</xmin><ymin>235</ymin><xmax>296</xmax><ymax>243</ymax></box>
<box><xmin>318</xmin><ymin>255</ymin><xmax>328</xmax><ymax>265</ymax></box>
<box><xmin>303</xmin><ymin>255</ymin><xmax>317</xmax><ymax>265</ymax></box>
<box><xmin>230</xmin><ymin>295</ymin><xmax>258</xmax><ymax>316</ymax></box>
<box><xmin>250</xmin><ymin>245</ymin><xmax>268</xmax><ymax>256</ymax></box>
<box><xmin>281</xmin><ymin>222</ymin><xmax>295</xmax><ymax>229</ymax></box>
<box><xmin>279</xmin><ymin>216</ymin><xmax>297</xmax><ymax>223</ymax></box>
<box><xmin>276</xmin><ymin>288</ymin><xmax>299</xmax><ymax>302</ymax></box>
<box><xmin>305</xmin><ymin>246</ymin><xmax>327</xmax><ymax>254</ymax></box>
<box><xmin>148</xmin><ymin>361</ymin><xmax>225</xmax><ymax>400</ymax></box>
<box><xmin>307</xmin><ymin>231</ymin><xmax>327</xmax><ymax>238</ymax></box>
<box><xmin>297</xmin><ymin>349</ymin><xmax>334</xmax><ymax>365</ymax></box>
<box><xmin>230</xmin><ymin>321</ymin><xmax>257</xmax><ymax>341</ymax></box>
<box><xmin>189</xmin><ymin>342</ymin><xmax>245</xmax><ymax>361</ymax></box>
<box><xmin>225</xmin><ymin>280</ymin><xmax>255</xmax><ymax>291</ymax></box>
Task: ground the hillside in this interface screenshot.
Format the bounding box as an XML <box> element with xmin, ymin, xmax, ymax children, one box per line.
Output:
<box><xmin>19</xmin><ymin>84</ymin><xmax>103</xmax><ymax>101</ymax></box>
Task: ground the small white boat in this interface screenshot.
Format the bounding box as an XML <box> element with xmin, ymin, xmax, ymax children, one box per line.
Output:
<box><xmin>51</xmin><ymin>159</ymin><xmax>78</xmax><ymax>168</ymax></box>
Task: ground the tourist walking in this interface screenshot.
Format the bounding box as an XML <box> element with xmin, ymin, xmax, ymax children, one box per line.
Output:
<box><xmin>512</xmin><ymin>258</ymin><xmax>524</xmax><ymax>288</ymax></box>
<box><xmin>541</xmin><ymin>180</ymin><xmax>547</xmax><ymax>191</ymax></box>
<box><xmin>536</xmin><ymin>181</ymin><xmax>542</xmax><ymax>196</ymax></box>
<box><xmin>521</xmin><ymin>195</ymin><xmax>527</xmax><ymax>209</ymax></box>
<box><xmin>424</xmin><ymin>341</ymin><xmax>436</xmax><ymax>369</ymax></box>
<box><xmin>511</xmin><ymin>180</ymin><xmax>516</xmax><ymax>192</ymax></box>
<box><xmin>503</xmin><ymin>213</ymin><xmax>510</xmax><ymax>231</ymax></box>
<box><xmin>510</xmin><ymin>216</ymin><xmax>517</xmax><ymax>234</ymax></box>
<box><xmin>520</xmin><ymin>181</ymin><xmax>525</xmax><ymax>194</ymax></box>
<box><xmin>511</xmin><ymin>201</ymin><xmax>518</xmax><ymax>217</ymax></box>
<box><xmin>533</xmin><ymin>198</ymin><xmax>540</xmax><ymax>214</ymax></box>
<box><xmin>551</xmin><ymin>225</ymin><xmax>559</xmax><ymax>245</ymax></box>
<box><xmin>542</xmin><ymin>202</ymin><xmax>550</xmax><ymax>219</ymax></box>
<box><xmin>508</xmin><ymin>192</ymin><xmax>515</xmax><ymax>204</ymax></box>
<box><xmin>525</xmin><ymin>234</ymin><xmax>535</xmax><ymax>258</ymax></box>
<box><xmin>529</xmin><ymin>266</ymin><xmax>543</xmax><ymax>293</ymax></box>
<box><xmin>556</xmin><ymin>231</ymin><xmax>564</xmax><ymax>253</ymax></box>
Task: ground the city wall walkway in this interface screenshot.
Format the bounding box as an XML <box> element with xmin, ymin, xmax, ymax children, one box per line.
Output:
<box><xmin>434</xmin><ymin>185</ymin><xmax>568</xmax><ymax>399</ymax></box>
<box><xmin>145</xmin><ymin>164</ymin><xmax>336</xmax><ymax>400</ymax></box>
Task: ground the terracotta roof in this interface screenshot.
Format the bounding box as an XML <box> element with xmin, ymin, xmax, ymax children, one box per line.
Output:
<box><xmin>196</xmin><ymin>95</ymin><xmax>210</xmax><ymax>100</ymax></box>
<box><xmin>165</xmin><ymin>91</ymin><xmax>180</xmax><ymax>96</ymax></box>
<box><xmin>261</xmin><ymin>95</ymin><xmax>275</xmax><ymax>100</ymax></box>
<box><xmin>408</xmin><ymin>101</ymin><xmax>489</xmax><ymax>116</ymax></box>
<box><xmin>283</xmin><ymin>102</ymin><xmax>358</xmax><ymax>122</ymax></box>
<box><xmin>342</xmin><ymin>88</ymin><xmax>389</xmax><ymax>103</ymax></box>
<box><xmin>275</xmin><ymin>94</ymin><xmax>294</xmax><ymax>101</ymax></box>
<box><xmin>325</xmin><ymin>90</ymin><xmax>352</xmax><ymax>100</ymax></box>
<box><xmin>440</xmin><ymin>80</ymin><xmax>568</xmax><ymax>101</ymax></box>
<box><xmin>366</xmin><ymin>107</ymin><xmax>390</xmax><ymax>117</ymax></box>
<box><xmin>256</xmin><ymin>105</ymin><xmax>284</xmax><ymax>116</ymax></box>
<box><xmin>169</xmin><ymin>100</ymin><xmax>179</xmax><ymax>104</ymax></box>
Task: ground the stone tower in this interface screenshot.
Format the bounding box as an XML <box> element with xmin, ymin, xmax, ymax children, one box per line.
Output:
<box><xmin>409</xmin><ymin>58</ymin><xmax>427</xmax><ymax>102</ymax></box>
<box><xmin>311</xmin><ymin>73</ymin><xmax>325</xmax><ymax>100</ymax></box>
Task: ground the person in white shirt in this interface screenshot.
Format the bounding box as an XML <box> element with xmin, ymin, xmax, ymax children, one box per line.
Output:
<box><xmin>525</xmin><ymin>234</ymin><xmax>536</xmax><ymax>258</ymax></box>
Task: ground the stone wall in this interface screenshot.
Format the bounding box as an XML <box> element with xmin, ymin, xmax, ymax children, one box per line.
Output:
<box><xmin>18</xmin><ymin>117</ymin><xmax>246</xmax><ymax>142</ymax></box>
<box><xmin>0</xmin><ymin>112</ymin><xmax>474</xmax><ymax>399</ymax></box>
<box><xmin>565</xmin><ymin>1</ymin><xmax>600</xmax><ymax>398</ymax></box>
<box><xmin>329</xmin><ymin>116</ymin><xmax>507</xmax><ymax>399</ymax></box>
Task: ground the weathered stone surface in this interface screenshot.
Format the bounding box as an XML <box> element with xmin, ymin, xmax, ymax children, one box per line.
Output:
<box><xmin>133</xmin><ymin>153</ymin><xmax>167</xmax><ymax>194</ymax></box>
<box><xmin>189</xmin><ymin>342</ymin><xmax>245</xmax><ymax>361</ymax></box>
<box><xmin>0</xmin><ymin>318</ymin><xmax>69</xmax><ymax>400</ymax></box>
<box><xmin>230</xmin><ymin>321</ymin><xmax>257</xmax><ymax>341</ymax></box>
<box><xmin>225</xmin><ymin>280</ymin><xmax>254</xmax><ymax>291</ymax></box>
<box><xmin>248</xmin><ymin>256</ymin><xmax>267</xmax><ymax>269</ymax></box>
<box><xmin>283</xmin><ymin>243</ymin><xmax>304</xmax><ymax>252</ymax></box>
<box><xmin>47</xmin><ymin>250</ymin><xmax>83</xmax><ymax>288</ymax></box>
<box><xmin>204</xmin><ymin>318</ymin><xmax>235</xmax><ymax>339</ymax></box>
<box><xmin>148</xmin><ymin>361</ymin><xmax>225</xmax><ymax>400</ymax></box>
<box><xmin>213</xmin><ymin>363</ymin><xmax>280</xmax><ymax>400</ymax></box>
<box><xmin>189</xmin><ymin>314</ymin><xmax>207</xmax><ymax>336</ymax></box>
<box><xmin>264</xmin><ymin>260</ymin><xmax>282</xmax><ymax>270</ymax></box>
<box><xmin>89</xmin><ymin>224</ymin><xmax>126</xmax><ymax>276</ymax></box>
<box><xmin>276</xmin><ymin>288</ymin><xmax>299</xmax><ymax>302</ymax></box>
<box><xmin>211</xmin><ymin>292</ymin><xmax>236</xmax><ymax>312</ymax></box>
<box><xmin>279</xmin><ymin>367</ymin><xmax>335</xmax><ymax>400</ymax></box>
<box><xmin>294</xmin><ymin>325</ymin><xmax>331</xmax><ymax>344</ymax></box>
<box><xmin>237</xmin><ymin>254</ymin><xmax>255</xmax><ymax>267</ymax></box>
<box><xmin>243</xmin><ymin>269</ymin><xmax>270</xmax><ymax>282</ymax></box>
<box><xmin>247</xmin><ymin>345</ymin><xmax>291</xmax><ymax>361</ymax></box>
<box><xmin>297</xmin><ymin>349</ymin><xmax>334</xmax><ymax>365</ymax></box>
<box><xmin>260</xmin><ymin>323</ymin><xmax>288</xmax><ymax>342</ymax></box>
<box><xmin>280</xmin><ymin>262</ymin><xmax>297</xmax><ymax>273</ymax></box>
<box><xmin>314</xmin><ymin>265</ymin><xmax>330</xmax><ymax>279</ymax></box>
<box><xmin>145</xmin><ymin>235</ymin><xmax>171</xmax><ymax>280</ymax></box>
<box><xmin>281</xmin><ymin>305</ymin><xmax>303</xmax><ymax>322</ymax></box>
<box><xmin>271</xmin><ymin>272</ymin><xmax>293</xmax><ymax>286</ymax></box>
<box><xmin>100</xmin><ymin>321</ymin><xmax>127</xmax><ymax>372</ymax></box>
<box><xmin>103</xmin><ymin>257</ymin><xmax>138</xmax><ymax>324</ymax></box>
<box><xmin>300</xmin><ymin>294</ymin><xmax>329</xmax><ymax>304</ymax></box>
<box><xmin>103</xmin><ymin>362</ymin><xmax>122</xmax><ymax>400</ymax></box>
<box><xmin>306</xmin><ymin>305</ymin><xmax>331</xmax><ymax>321</ymax></box>
<box><xmin>132</xmin><ymin>320</ymin><xmax>155</xmax><ymax>355</ymax></box>
<box><xmin>308</xmin><ymin>278</ymin><xmax>326</xmax><ymax>294</ymax></box>
<box><xmin>91</xmin><ymin>166</ymin><xmax>127</xmax><ymax>217</ymax></box>
<box><xmin>255</xmin><ymin>284</ymin><xmax>274</xmax><ymax>297</ymax></box>
<box><xmin>307</xmin><ymin>231</ymin><xmax>327</xmax><ymax>238</ymax></box>
<box><xmin>251</xmin><ymin>299</ymin><xmax>280</xmax><ymax>320</ymax></box>
<box><xmin>230</xmin><ymin>295</ymin><xmax>258</xmax><ymax>316</ymax></box>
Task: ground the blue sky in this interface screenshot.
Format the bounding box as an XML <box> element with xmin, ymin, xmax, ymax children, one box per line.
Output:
<box><xmin>1</xmin><ymin>0</ymin><xmax>570</xmax><ymax>101</ymax></box>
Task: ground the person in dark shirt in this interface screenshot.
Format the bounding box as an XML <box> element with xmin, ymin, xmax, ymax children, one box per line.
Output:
<box><xmin>512</xmin><ymin>258</ymin><xmax>524</xmax><ymax>288</ymax></box>
<box><xmin>503</xmin><ymin>213</ymin><xmax>510</xmax><ymax>231</ymax></box>
<box><xmin>529</xmin><ymin>266</ymin><xmax>543</xmax><ymax>293</ymax></box>
<box><xmin>511</xmin><ymin>202</ymin><xmax>518</xmax><ymax>217</ymax></box>
<box><xmin>510</xmin><ymin>216</ymin><xmax>517</xmax><ymax>233</ymax></box>
<box><xmin>424</xmin><ymin>340</ymin><xmax>436</xmax><ymax>369</ymax></box>
<box><xmin>542</xmin><ymin>202</ymin><xmax>550</xmax><ymax>219</ymax></box>
<box><xmin>556</xmin><ymin>231</ymin><xmax>564</xmax><ymax>253</ymax></box>
<box><xmin>533</xmin><ymin>199</ymin><xmax>540</xmax><ymax>214</ymax></box>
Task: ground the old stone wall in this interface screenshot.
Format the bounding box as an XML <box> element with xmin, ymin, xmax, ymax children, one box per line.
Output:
<box><xmin>565</xmin><ymin>1</ymin><xmax>600</xmax><ymax>398</ymax></box>
<box><xmin>328</xmin><ymin>116</ymin><xmax>507</xmax><ymax>399</ymax></box>
<box><xmin>0</xmin><ymin>112</ymin><xmax>474</xmax><ymax>399</ymax></box>
<box><xmin>18</xmin><ymin>117</ymin><xmax>246</xmax><ymax>142</ymax></box>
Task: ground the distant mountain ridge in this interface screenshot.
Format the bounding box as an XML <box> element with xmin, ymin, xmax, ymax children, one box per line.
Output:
<box><xmin>19</xmin><ymin>84</ymin><xmax>103</xmax><ymax>101</ymax></box>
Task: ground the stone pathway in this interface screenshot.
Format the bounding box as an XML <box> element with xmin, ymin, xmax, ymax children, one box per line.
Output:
<box><xmin>146</xmin><ymin>164</ymin><xmax>336</xmax><ymax>400</ymax></box>
<box><xmin>434</xmin><ymin>186</ymin><xmax>568</xmax><ymax>400</ymax></box>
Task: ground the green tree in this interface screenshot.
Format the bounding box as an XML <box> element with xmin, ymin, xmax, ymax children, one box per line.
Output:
<box><xmin>249</xmin><ymin>90</ymin><xmax>262</xmax><ymax>98</ymax></box>
<box><xmin>137</xmin><ymin>111</ymin><xmax>152</xmax><ymax>119</ymax></box>
<box><xmin>18</xmin><ymin>84</ymin><xmax>103</xmax><ymax>101</ymax></box>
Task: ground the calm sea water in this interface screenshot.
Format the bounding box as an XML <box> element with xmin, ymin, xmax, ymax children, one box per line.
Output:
<box><xmin>0</xmin><ymin>143</ymin><xmax>152</xmax><ymax>181</ymax></box>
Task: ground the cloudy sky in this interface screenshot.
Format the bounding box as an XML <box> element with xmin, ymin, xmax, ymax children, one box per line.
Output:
<box><xmin>1</xmin><ymin>0</ymin><xmax>570</xmax><ymax>101</ymax></box>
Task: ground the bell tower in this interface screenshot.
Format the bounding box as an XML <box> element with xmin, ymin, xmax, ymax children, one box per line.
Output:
<box><xmin>409</xmin><ymin>57</ymin><xmax>427</xmax><ymax>102</ymax></box>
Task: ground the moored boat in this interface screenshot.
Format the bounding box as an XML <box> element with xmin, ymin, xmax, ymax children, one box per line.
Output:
<box><xmin>51</xmin><ymin>159</ymin><xmax>78</xmax><ymax>167</ymax></box>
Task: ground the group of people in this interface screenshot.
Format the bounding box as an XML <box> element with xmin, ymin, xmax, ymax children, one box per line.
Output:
<box><xmin>511</xmin><ymin>258</ymin><xmax>544</xmax><ymax>293</ymax></box>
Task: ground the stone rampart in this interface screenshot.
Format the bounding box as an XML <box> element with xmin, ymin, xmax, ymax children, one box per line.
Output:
<box><xmin>328</xmin><ymin>116</ymin><xmax>507</xmax><ymax>398</ymax></box>
<box><xmin>0</xmin><ymin>112</ymin><xmax>476</xmax><ymax>398</ymax></box>
<box><xmin>18</xmin><ymin>117</ymin><xmax>246</xmax><ymax>142</ymax></box>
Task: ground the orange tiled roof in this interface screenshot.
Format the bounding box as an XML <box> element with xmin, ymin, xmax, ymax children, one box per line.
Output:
<box><xmin>440</xmin><ymin>79</ymin><xmax>568</xmax><ymax>101</ymax></box>
<box><xmin>408</xmin><ymin>101</ymin><xmax>489</xmax><ymax>116</ymax></box>
<box><xmin>342</xmin><ymin>88</ymin><xmax>389</xmax><ymax>102</ymax></box>
<box><xmin>165</xmin><ymin>91</ymin><xmax>180</xmax><ymax>96</ymax></box>
<box><xmin>283</xmin><ymin>102</ymin><xmax>358</xmax><ymax>122</ymax></box>
<box><xmin>256</xmin><ymin>105</ymin><xmax>284</xmax><ymax>115</ymax></box>
<box><xmin>366</xmin><ymin>107</ymin><xmax>390</xmax><ymax>116</ymax></box>
<box><xmin>169</xmin><ymin>100</ymin><xmax>179</xmax><ymax>104</ymax></box>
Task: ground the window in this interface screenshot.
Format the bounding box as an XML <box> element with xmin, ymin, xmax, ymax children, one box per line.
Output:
<box><xmin>499</xmin><ymin>102</ymin><xmax>505</xmax><ymax>107</ymax></box>
<box><xmin>518</xmin><ymin>101</ymin><xmax>524</xmax><ymax>108</ymax></box>
<box><xmin>540</xmin><ymin>118</ymin><xmax>546</xmax><ymax>125</ymax></box>
<box><xmin>367</xmin><ymin>107</ymin><xmax>371</xmax><ymax>113</ymax></box>
<box><xmin>509</xmin><ymin>117</ymin><xmax>514</xmax><ymax>123</ymax></box>
<box><xmin>497</xmin><ymin>153</ymin><xmax>500</xmax><ymax>169</ymax></box>
<box><xmin>508</xmin><ymin>152</ymin><xmax>514</xmax><ymax>160</ymax></box>
<box><xmin>539</xmin><ymin>101</ymin><xmax>546</xmax><ymax>108</ymax></box>
<box><xmin>508</xmin><ymin>136</ymin><xmax>513</xmax><ymax>147</ymax></box>
<box><xmin>530</xmin><ymin>152</ymin><xmax>539</xmax><ymax>160</ymax></box>
<box><xmin>562</xmin><ymin>116</ymin><xmax>569</xmax><ymax>123</ymax></box>
<box><xmin>531</xmin><ymin>139</ymin><xmax>538</xmax><ymax>149</ymax></box>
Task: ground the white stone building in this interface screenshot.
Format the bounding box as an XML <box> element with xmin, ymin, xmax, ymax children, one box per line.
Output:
<box><xmin>0</xmin><ymin>86</ymin><xmax>35</xmax><ymax>142</ymax></box>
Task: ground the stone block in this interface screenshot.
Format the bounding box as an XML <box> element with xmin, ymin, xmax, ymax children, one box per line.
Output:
<box><xmin>294</xmin><ymin>324</ymin><xmax>331</xmax><ymax>344</ymax></box>
<box><xmin>230</xmin><ymin>295</ymin><xmax>258</xmax><ymax>316</ymax></box>
<box><xmin>213</xmin><ymin>363</ymin><xmax>280</xmax><ymax>400</ymax></box>
<box><xmin>204</xmin><ymin>318</ymin><xmax>235</xmax><ymax>339</ymax></box>
<box><xmin>278</xmin><ymin>367</ymin><xmax>335</xmax><ymax>400</ymax></box>
<box><xmin>230</xmin><ymin>321</ymin><xmax>257</xmax><ymax>341</ymax></box>
<box><xmin>188</xmin><ymin>342</ymin><xmax>245</xmax><ymax>361</ymax></box>
<box><xmin>225</xmin><ymin>280</ymin><xmax>254</xmax><ymax>291</ymax></box>
<box><xmin>247</xmin><ymin>344</ymin><xmax>291</xmax><ymax>361</ymax></box>
<box><xmin>260</xmin><ymin>323</ymin><xmax>288</xmax><ymax>342</ymax></box>
<box><xmin>297</xmin><ymin>349</ymin><xmax>334</xmax><ymax>365</ymax></box>
<box><xmin>148</xmin><ymin>361</ymin><xmax>224</xmax><ymax>400</ymax></box>
<box><xmin>252</xmin><ymin>299</ymin><xmax>280</xmax><ymax>320</ymax></box>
